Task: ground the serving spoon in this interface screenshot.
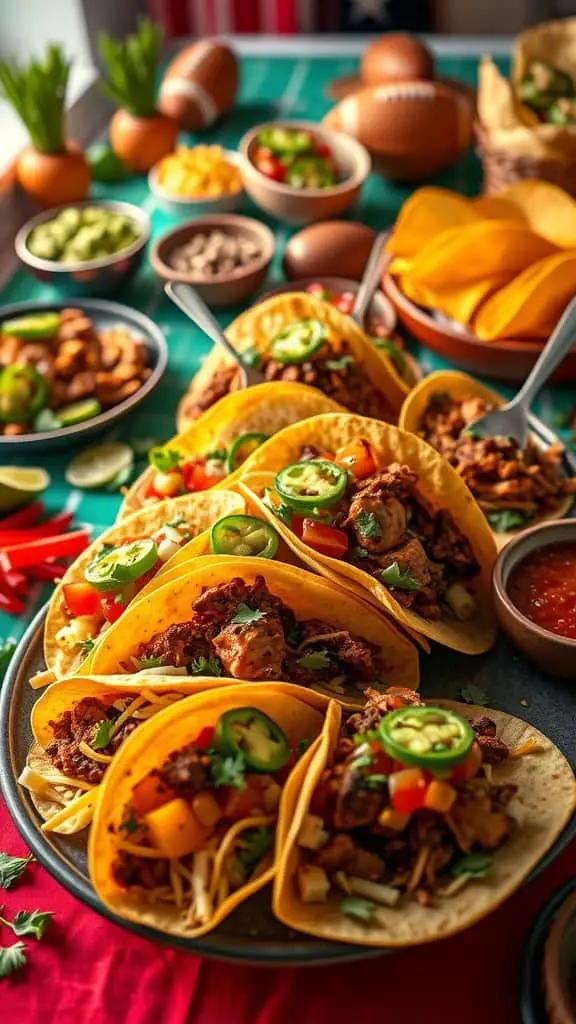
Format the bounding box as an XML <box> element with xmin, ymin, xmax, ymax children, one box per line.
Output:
<box><xmin>351</xmin><ymin>230</ymin><xmax>392</xmax><ymax>329</ymax></box>
<box><xmin>466</xmin><ymin>296</ymin><xmax>576</xmax><ymax>449</ymax></box>
<box><xmin>165</xmin><ymin>280</ymin><xmax>266</xmax><ymax>388</ymax></box>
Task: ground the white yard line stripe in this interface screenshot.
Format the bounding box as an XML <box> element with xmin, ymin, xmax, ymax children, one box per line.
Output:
<box><xmin>64</xmin><ymin>490</ymin><xmax>83</xmax><ymax>516</ymax></box>
<box><xmin>277</xmin><ymin>59</ymin><xmax>309</xmax><ymax>116</ymax></box>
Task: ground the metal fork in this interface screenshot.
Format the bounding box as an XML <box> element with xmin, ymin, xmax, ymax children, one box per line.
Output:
<box><xmin>350</xmin><ymin>230</ymin><xmax>392</xmax><ymax>329</ymax></box>
<box><xmin>466</xmin><ymin>296</ymin><xmax>576</xmax><ymax>449</ymax></box>
<box><xmin>165</xmin><ymin>280</ymin><xmax>266</xmax><ymax>388</ymax></box>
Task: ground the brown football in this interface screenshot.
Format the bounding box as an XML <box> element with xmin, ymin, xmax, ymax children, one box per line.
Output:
<box><xmin>361</xmin><ymin>33</ymin><xmax>434</xmax><ymax>85</ymax></box>
<box><xmin>323</xmin><ymin>81</ymin><xmax>474</xmax><ymax>181</ymax></box>
<box><xmin>158</xmin><ymin>41</ymin><xmax>239</xmax><ymax>131</ymax></box>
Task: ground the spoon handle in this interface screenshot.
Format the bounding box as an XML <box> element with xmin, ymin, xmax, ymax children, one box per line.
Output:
<box><xmin>165</xmin><ymin>281</ymin><xmax>242</xmax><ymax>366</ymax></box>
<box><xmin>351</xmin><ymin>231</ymin><xmax>391</xmax><ymax>328</ymax></box>
<box><xmin>511</xmin><ymin>296</ymin><xmax>576</xmax><ymax>411</ymax></box>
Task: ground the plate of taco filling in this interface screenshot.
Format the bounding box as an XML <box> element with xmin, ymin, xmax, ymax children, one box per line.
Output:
<box><xmin>87</xmin><ymin>557</ymin><xmax>420</xmax><ymax>706</ymax></box>
<box><xmin>44</xmin><ymin>491</ymin><xmax>245</xmax><ymax>678</ymax></box>
<box><xmin>118</xmin><ymin>380</ymin><xmax>344</xmax><ymax>520</ymax></box>
<box><xmin>273</xmin><ymin>688</ymin><xmax>576</xmax><ymax>946</ymax></box>
<box><xmin>239</xmin><ymin>414</ymin><xmax>497</xmax><ymax>653</ymax></box>
<box><xmin>88</xmin><ymin>685</ymin><xmax>330</xmax><ymax>939</ymax></box>
<box><xmin>176</xmin><ymin>292</ymin><xmax>408</xmax><ymax>430</ymax></box>
<box><xmin>399</xmin><ymin>370</ymin><xmax>576</xmax><ymax>549</ymax></box>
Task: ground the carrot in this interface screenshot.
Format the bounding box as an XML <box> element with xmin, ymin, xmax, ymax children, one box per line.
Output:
<box><xmin>17</xmin><ymin>144</ymin><xmax>90</xmax><ymax>208</ymax></box>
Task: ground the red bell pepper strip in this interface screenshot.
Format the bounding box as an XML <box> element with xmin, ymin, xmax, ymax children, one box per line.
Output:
<box><xmin>300</xmin><ymin>519</ymin><xmax>349</xmax><ymax>559</ymax></box>
<box><xmin>0</xmin><ymin>501</ymin><xmax>44</xmax><ymax>530</ymax></box>
<box><xmin>28</xmin><ymin>562</ymin><xmax>69</xmax><ymax>583</ymax></box>
<box><xmin>0</xmin><ymin>511</ymin><xmax>75</xmax><ymax>546</ymax></box>
<box><xmin>0</xmin><ymin>577</ymin><xmax>25</xmax><ymax>616</ymax></box>
<box><xmin>1</xmin><ymin>569</ymin><xmax>29</xmax><ymax>595</ymax></box>
<box><xmin>0</xmin><ymin>529</ymin><xmax>90</xmax><ymax>572</ymax></box>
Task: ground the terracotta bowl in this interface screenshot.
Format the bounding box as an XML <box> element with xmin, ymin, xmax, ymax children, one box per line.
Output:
<box><xmin>383</xmin><ymin>273</ymin><xmax>576</xmax><ymax>385</ymax></box>
<box><xmin>150</xmin><ymin>214</ymin><xmax>275</xmax><ymax>309</ymax></box>
<box><xmin>492</xmin><ymin>520</ymin><xmax>576</xmax><ymax>680</ymax></box>
<box><xmin>543</xmin><ymin>887</ymin><xmax>576</xmax><ymax>1024</ymax></box>
<box><xmin>238</xmin><ymin>120</ymin><xmax>371</xmax><ymax>226</ymax></box>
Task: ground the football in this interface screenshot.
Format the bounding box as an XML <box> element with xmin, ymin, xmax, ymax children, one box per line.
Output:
<box><xmin>323</xmin><ymin>81</ymin><xmax>474</xmax><ymax>181</ymax></box>
<box><xmin>361</xmin><ymin>33</ymin><xmax>434</xmax><ymax>86</ymax></box>
<box><xmin>158</xmin><ymin>41</ymin><xmax>239</xmax><ymax>132</ymax></box>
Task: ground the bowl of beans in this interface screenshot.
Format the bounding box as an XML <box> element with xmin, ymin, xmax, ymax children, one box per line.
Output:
<box><xmin>150</xmin><ymin>214</ymin><xmax>276</xmax><ymax>308</ymax></box>
<box><xmin>148</xmin><ymin>145</ymin><xmax>245</xmax><ymax>215</ymax></box>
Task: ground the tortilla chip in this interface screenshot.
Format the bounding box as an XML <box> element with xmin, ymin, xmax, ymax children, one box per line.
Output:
<box><xmin>88</xmin><ymin>555</ymin><xmax>420</xmax><ymax>705</ymax></box>
<box><xmin>239</xmin><ymin>414</ymin><xmax>497</xmax><ymax>654</ymax></box>
<box><xmin>273</xmin><ymin>700</ymin><xmax>576</xmax><ymax>947</ymax></box>
<box><xmin>474</xmin><ymin>250</ymin><xmax>576</xmax><ymax>340</ymax></box>
<box><xmin>387</xmin><ymin>188</ymin><xmax>481</xmax><ymax>265</ymax></box>
<box><xmin>487</xmin><ymin>180</ymin><xmax>576</xmax><ymax>249</ymax></box>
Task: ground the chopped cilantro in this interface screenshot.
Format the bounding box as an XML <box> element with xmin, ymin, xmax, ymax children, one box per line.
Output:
<box><xmin>2</xmin><ymin>909</ymin><xmax>53</xmax><ymax>941</ymax></box>
<box><xmin>325</xmin><ymin>355</ymin><xmax>354</xmax><ymax>372</ymax></box>
<box><xmin>355</xmin><ymin>509</ymin><xmax>382</xmax><ymax>542</ymax></box>
<box><xmin>148</xmin><ymin>447</ymin><xmax>182</xmax><ymax>473</ymax></box>
<box><xmin>0</xmin><ymin>853</ymin><xmax>34</xmax><ymax>890</ymax></box>
<box><xmin>296</xmin><ymin>650</ymin><xmax>331</xmax><ymax>671</ymax></box>
<box><xmin>137</xmin><ymin>655</ymin><xmax>163</xmax><ymax>669</ymax></box>
<box><xmin>352</xmin><ymin>729</ymin><xmax>379</xmax><ymax>745</ymax></box>
<box><xmin>77</xmin><ymin>637</ymin><xmax>95</xmax><ymax>656</ymax></box>
<box><xmin>353</xmin><ymin>546</ymin><xmax>372</xmax><ymax>560</ymax></box>
<box><xmin>486</xmin><ymin>509</ymin><xmax>532</xmax><ymax>533</ymax></box>
<box><xmin>296</xmin><ymin>737</ymin><xmax>311</xmax><ymax>757</ymax></box>
<box><xmin>340</xmin><ymin>896</ymin><xmax>375</xmax><ymax>922</ymax></box>
<box><xmin>165</xmin><ymin>513</ymin><xmax>185</xmax><ymax>529</ymax></box>
<box><xmin>118</xmin><ymin>811</ymin><xmax>139</xmax><ymax>835</ymax></box>
<box><xmin>349</xmin><ymin>753</ymin><xmax>374</xmax><ymax>772</ymax></box>
<box><xmin>188</xmin><ymin>656</ymin><xmax>223</xmax><ymax>677</ymax></box>
<box><xmin>92</xmin><ymin>720</ymin><xmax>114</xmax><ymax>750</ymax></box>
<box><xmin>237</xmin><ymin>827</ymin><xmax>273</xmax><ymax>872</ymax></box>
<box><xmin>452</xmin><ymin>852</ymin><xmax>492</xmax><ymax>878</ymax></box>
<box><xmin>458</xmin><ymin>683</ymin><xmax>488</xmax><ymax>706</ymax></box>
<box><xmin>204</xmin><ymin>448</ymin><xmax>227</xmax><ymax>462</ymax></box>
<box><xmin>0</xmin><ymin>942</ymin><xmax>27</xmax><ymax>978</ymax></box>
<box><xmin>230</xmin><ymin>603</ymin><xmax>266</xmax><ymax>626</ymax></box>
<box><xmin>379</xmin><ymin>561</ymin><xmax>421</xmax><ymax>590</ymax></box>
<box><xmin>113</xmin><ymin>592</ymin><xmax>126</xmax><ymax>606</ymax></box>
<box><xmin>208</xmin><ymin>750</ymin><xmax>246</xmax><ymax>790</ymax></box>
<box><xmin>263</xmin><ymin>489</ymin><xmax>293</xmax><ymax>527</ymax></box>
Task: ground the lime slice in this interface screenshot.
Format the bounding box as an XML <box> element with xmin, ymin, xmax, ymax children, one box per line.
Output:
<box><xmin>66</xmin><ymin>442</ymin><xmax>134</xmax><ymax>490</ymax></box>
<box><xmin>58</xmin><ymin>398</ymin><xmax>102</xmax><ymax>427</ymax></box>
<box><xmin>0</xmin><ymin>466</ymin><xmax>50</xmax><ymax>512</ymax></box>
<box><xmin>2</xmin><ymin>313</ymin><xmax>60</xmax><ymax>339</ymax></box>
<box><xmin>87</xmin><ymin>143</ymin><xmax>127</xmax><ymax>182</ymax></box>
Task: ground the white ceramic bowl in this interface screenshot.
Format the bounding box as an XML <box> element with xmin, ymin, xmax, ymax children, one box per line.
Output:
<box><xmin>148</xmin><ymin>149</ymin><xmax>245</xmax><ymax>216</ymax></box>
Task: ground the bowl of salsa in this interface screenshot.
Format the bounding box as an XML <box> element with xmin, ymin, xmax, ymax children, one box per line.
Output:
<box><xmin>493</xmin><ymin>519</ymin><xmax>576</xmax><ymax>680</ymax></box>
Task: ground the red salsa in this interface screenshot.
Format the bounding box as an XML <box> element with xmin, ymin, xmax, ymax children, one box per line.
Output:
<box><xmin>508</xmin><ymin>542</ymin><xmax>576</xmax><ymax>641</ymax></box>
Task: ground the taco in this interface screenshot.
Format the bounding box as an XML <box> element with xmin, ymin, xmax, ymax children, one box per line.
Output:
<box><xmin>399</xmin><ymin>370</ymin><xmax>576</xmax><ymax>549</ymax></box>
<box><xmin>87</xmin><ymin>556</ymin><xmax>420</xmax><ymax>706</ymax></box>
<box><xmin>239</xmin><ymin>413</ymin><xmax>498</xmax><ymax>653</ymax></box>
<box><xmin>273</xmin><ymin>687</ymin><xmax>576</xmax><ymax>947</ymax></box>
<box><xmin>89</xmin><ymin>684</ymin><xmax>331</xmax><ymax>938</ymax></box>
<box><xmin>18</xmin><ymin>673</ymin><xmax>239</xmax><ymax>834</ymax></box>
<box><xmin>118</xmin><ymin>381</ymin><xmax>345</xmax><ymax>521</ymax></box>
<box><xmin>177</xmin><ymin>292</ymin><xmax>408</xmax><ymax>430</ymax></box>
<box><xmin>45</xmin><ymin>490</ymin><xmax>244</xmax><ymax>678</ymax></box>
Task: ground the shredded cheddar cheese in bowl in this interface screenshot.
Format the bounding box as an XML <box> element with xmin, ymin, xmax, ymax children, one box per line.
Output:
<box><xmin>156</xmin><ymin>145</ymin><xmax>242</xmax><ymax>198</ymax></box>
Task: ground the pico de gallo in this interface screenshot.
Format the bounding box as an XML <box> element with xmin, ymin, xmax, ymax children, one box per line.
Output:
<box><xmin>507</xmin><ymin>541</ymin><xmax>576</xmax><ymax>641</ymax></box>
<box><xmin>144</xmin><ymin>432</ymin><xmax>269</xmax><ymax>502</ymax></box>
<box><xmin>251</xmin><ymin>127</ymin><xmax>339</xmax><ymax>189</ymax></box>
<box><xmin>262</xmin><ymin>437</ymin><xmax>480</xmax><ymax>623</ymax></box>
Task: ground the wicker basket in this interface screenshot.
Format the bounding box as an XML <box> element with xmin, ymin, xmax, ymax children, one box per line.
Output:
<box><xmin>475</xmin><ymin>123</ymin><xmax>576</xmax><ymax>196</ymax></box>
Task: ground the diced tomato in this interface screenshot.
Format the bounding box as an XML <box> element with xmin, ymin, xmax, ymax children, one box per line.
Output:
<box><xmin>389</xmin><ymin>768</ymin><xmax>428</xmax><ymax>813</ymax></box>
<box><xmin>131</xmin><ymin>772</ymin><xmax>176</xmax><ymax>817</ymax></box>
<box><xmin>101</xmin><ymin>594</ymin><xmax>127</xmax><ymax>624</ymax></box>
<box><xmin>195</xmin><ymin>726</ymin><xmax>215</xmax><ymax>750</ymax></box>
<box><xmin>306</xmin><ymin>282</ymin><xmax>331</xmax><ymax>301</ymax></box>
<box><xmin>63</xmin><ymin>582</ymin><xmax>100</xmax><ymax>617</ymax></box>
<box><xmin>219</xmin><ymin>776</ymin><xmax>266</xmax><ymax>820</ymax></box>
<box><xmin>369</xmin><ymin>741</ymin><xmax>393</xmax><ymax>775</ymax></box>
<box><xmin>301</xmin><ymin>519</ymin><xmax>349</xmax><ymax>559</ymax></box>
<box><xmin>182</xmin><ymin>460</ymin><xmax>225</xmax><ymax>493</ymax></box>
<box><xmin>314</xmin><ymin>140</ymin><xmax>332</xmax><ymax>159</ymax></box>
<box><xmin>253</xmin><ymin>150</ymin><xmax>286</xmax><ymax>182</ymax></box>
<box><xmin>335</xmin><ymin>439</ymin><xmax>377</xmax><ymax>480</ymax></box>
<box><xmin>333</xmin><ymin>292</ymin><xmax>355</xmax><ymax>316</ymax></box>
<box><xmin>450</xmin><ymin>740</ymin><xmax>482</xmax><ymax>783</ymax></box>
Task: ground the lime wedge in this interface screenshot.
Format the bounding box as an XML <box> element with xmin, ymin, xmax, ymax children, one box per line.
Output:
<box><xmin>58</xmin><ymin>398</ymin><xmax>102</xmax><ymax>427</ymax></box>
<box><xmin>2</xmin><ymin>313</ymin><xmax>60</xmax><ymax>339</ymax></box>
<box><xmin>66</xmin><ymin>442</ymin><xmax>134</xmax><ymax>490</ymax></box>
<box><xmin>0</xmin><ymin>466</ymin><xmax>50</xmax><ymax>512</ymax></box>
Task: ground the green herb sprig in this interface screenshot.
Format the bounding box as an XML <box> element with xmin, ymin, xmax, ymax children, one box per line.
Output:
<box><xmin>0</xmin><ymin>44</ymin><xmax>71</xmax><ymax>154</ymax></box>
<box><xmin>99</xmin><ymin>17</ymin><xmax>162</xmax><ymax>118</ymax></box>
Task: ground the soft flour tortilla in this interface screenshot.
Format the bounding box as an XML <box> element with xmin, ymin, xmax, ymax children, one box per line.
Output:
<box><xmin>87</xmin><ymin>554</ymin><xmax>420</xmax><ymax>706</ymax></box>
<box><xmin>44</xmin><ymin>490</ymin><xmax>245</xmax><ymax>677</ymax></box>
<box><xmin>89</xmin><ymin>684</ymin><xmax>332</xmax><ymax>939</ymax></box>
<box><xmin>399</xmin><ymin>370</ymin><xmax>575</xmax><ymax>550</ymax></box>
<box><xmin>180</xmin><ymin>292</ymin><xmax>409</xmax><ymax>432</ymax></box>
<box><xmin>273</xmin><ymin>700</ymin><xmax>576</xmax><ymax>947</ymax></box>
<box><xmin>239</xmin><ymin>413</ymin><xmax>497</xmax><ymax>654</ymax></box>
<box><xmin>119</xmin><ymin>381</ymin><xmax>345</xmax><ymax>521</ymax></box>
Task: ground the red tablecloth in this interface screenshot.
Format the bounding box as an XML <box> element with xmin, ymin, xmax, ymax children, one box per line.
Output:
<box><xmin>1</xmin><ymin>795</ymin><xmax>572</xmax><ymax>1023</ymax></box>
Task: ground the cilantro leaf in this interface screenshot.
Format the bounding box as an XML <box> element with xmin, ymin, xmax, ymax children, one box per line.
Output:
<box><xmin>352</xmin><ymin>729</ymin><xmax>379</xmax><ymax>745</ymax></box>
<box><xmin>325</xmin><ymin>355</ymin><xmax>354</xmax><ymax>371</ymax></box>
<box><xmin>9</xmin><ymin>910</ymin><xmax>53</xmax><ymax>941</ymax></box>
<box><xmin>204</xmin><ymin>448</ymin><xmax>227</xmax><ymax>462</ymax></box>
<box><xmin>208</xmin><ymin>750</ymin><xmax>246</xmax><ymax>790</ymax></box>
<box><xmin>0</xmin><ymin>853</ymin><xmax>34</xmax><ymax>890</ymax></box>
<box><xmin>0</xmin><ymin>942</ymin><xmax>26</xmax><ymax>978</ymax></box>
<box><xmin>353</xmin><ymin>546</ymin><xmax>372</xmax><ymax>560</ymax></box>
<box><xmin>458</xmin><ymin>683</ymin><xmax>489</xmax><ymax>706</ymax></box>
<box><xmin>340</xmin><ymin>897</ymin><xmax>375</xmax><ymax>922</ymax></box>
<box><xmin>486</xmin><ymin>509</ymin><xmax>532</xmax><ymax>533</ymax></box>
<box><xmin>137</xmin><ymin>655</ymin><xmax>163</xmax><ymax>670</ymax></box>
<box><xmin>230</xmin><ymin>603</ymin><xmax>266</xmax><ymax>626</ymax></box>
<box><xmin>264</xmin><ymin>491</ymin><xmax>293</xmax><ymax>528</ymax></box>
<box><xmin>165</xmin><ymin>514</ymin><xmax>185</xmax><ymax>529</ymax></box>
<box><xmin>297</xmin><ymin>650</ymin><xmax>331</xmax><ymax>671</ymax></box>
<box><xmin>118</xmin><ymin>811</ymin><xmax>139</xmax><ymax>835</ymax></box>
<box><xmin>91</xmin><ymin>720</ymin><xmax>114</xmax><ymax>750</ymax></box>
<box><xmin>188</xmin><ymin>656</ymin><xmax>222</xmax><ymax>677</ymax></box>
<box><xmin>296</xmin><ymin>738</ymin><xmax>311</xmax><ymax>757</ymax></box>
<box><xmin>77</xmin><ymin>637</ymin><xmax>95</xmax><ymax>656</ymax></box>
<box><xmin>0</xmin><ymin>639</ymin><xmax>16</xmax><ymax>683</ymax></box>
<box><xmin>452</xmin><ymin>852</ymin><xmax>492</xmax><ymax>878</ymax></box>
<box><xmin>148</xmin><ymin>447</ymin><xmax>183</xmax><ymax>473</ymax></box>
<box><xmin>237</xmin><ymin>827</ymin><xmax>273</xmax><ymax>872</ymax></box>
<box><xmin>371</xmin><ymin>337</ymin><xmax>405</xmax><ymax>374</ymax></box>
<box><xmin>355</xmin><ymin>510</ymin><xmax>382</xmax><ymax>542</ymax></box>
<box><xmin>379</xmin><ymin>561</ymin><xmax>422</xmax><ymax>590</ymax></box>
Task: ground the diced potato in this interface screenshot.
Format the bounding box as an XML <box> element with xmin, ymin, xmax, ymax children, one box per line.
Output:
<box><xmin>297</xmin><ymin>865</ymin><xmax>330</xmax><ymax>903</ymax></box>
<box><xmin>377</xmin><ymin>808</ymin><xmax>411</xmax><ymax>831</ymax></box>
<box><xmin>423</xmin><ymin>779</ymin><xmax>457</xmax><ymax>813</ymax></box>
<box><xmin>191</xmin><ymin>791</ymin><xmax>222</xmax><ymax>829</ymax></box>
<box><xmin>132</xmin><ymin>772</ymin><xmax>175</xmax><ymax>817</ymax></box>
<box><xmin>298</xmin><ymin>813</ymin><xmax>330</xmax><ymax>850</ymax></box>
<box><xmin>143</xmin><ymin>798</ymin><xmax>208</xmax><ymax>858</ymax></box>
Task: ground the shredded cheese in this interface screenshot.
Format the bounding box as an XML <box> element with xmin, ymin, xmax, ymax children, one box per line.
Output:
<box><xmin>209</xmin><ymin>815</ymin><xmax>275</xmax><ymax>900</ymax></box>
<box><xmin>509</xmin><ymin>737</ymin><xmax>541</xmax><ymax>758</ymax></box>
<box><xmin>169</xmin><ymin>861</ymin><xmax>184</xmax><ymax>908</ymax></box>
<box><xmin>109</xmin><ymin>695</ymin><xmax>149</xmax><ymax>738</ymax></box>
<box><xmin>437</xmin><ymin>873</ymin><xmax>473</xmax><ymax>898</ymax></box>
<box><xmin>40</xmin><ymin>788</ymin><xmax>97</xmax><ymax>832</ymax></box>
<box><xmin>116</xmin><ymin>841</ymin><xmax>167</xmax><ymax>859</ymax></box>
<box><xmin>29</xmin><ymin>669</ymin><xmax>56</xmax><ymax>690</ymax></box>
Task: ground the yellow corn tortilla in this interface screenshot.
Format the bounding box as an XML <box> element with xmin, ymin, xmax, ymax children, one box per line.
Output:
<box><xmin>44</xmin><ymin>490</ymin><xmax>245</xmax><ymax>678</ymax></box>
<box><xmin>399</xmin><ymin>370</ymin><xmax>574</xmax><ymax>550</ymax></box>
<box><xmin>87</xmin><ymin>555</ymin><xmax>420</xmax><ymax>705</ymax></box>
<box><xmin>179</xmin><ymin>293</ymin><xmax>410</xmax><ymax>434</ymax></box>
<box><xmin>119</xmin><ymin>381</ymin><xmax>346</xmax><ymax>521</ymax></box>
<box><xmin>89</xmin><ymin>684</ymin><xmax>332</xmax><ymax>939</ymax></box>
<box><xmin>273</xmin><ymin>700</ymin><xmax>576</xmax><ymax>947</ymax></box>
<box><xmin>239</xmin><ymin>413</ymin><xmax>498</xmax><ymax>654</ymax></box>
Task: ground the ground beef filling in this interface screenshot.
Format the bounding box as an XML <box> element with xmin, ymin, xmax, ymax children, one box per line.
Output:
<box><xmin>136</xmin><ymin>576</ymin><xmax>380</xmax><ymax>693</ymax></box>
<box><xmin>45</xmin><ymin>696</ymin><xmax>138</xmax><ymax>785</ymax></box>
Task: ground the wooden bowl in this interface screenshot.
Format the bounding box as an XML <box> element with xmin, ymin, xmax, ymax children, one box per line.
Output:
<box><xmin>383</xmin><ymin>273</ymin><xmax>576</xmax><ymax>384</ymax></box>
<box><xmin>239</xmin><ymin>120</ymin><xmax>371</xmax><ymax>226</ymax></box>
<box><xmin>150</xmin><ymin>214</ymin><xmax>275</xmax><ymax>309</ymax></box>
